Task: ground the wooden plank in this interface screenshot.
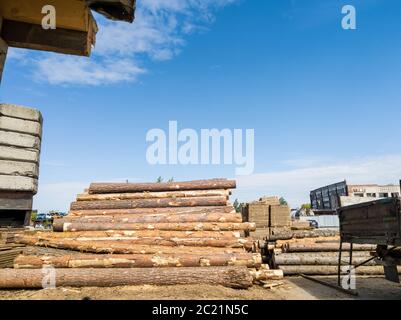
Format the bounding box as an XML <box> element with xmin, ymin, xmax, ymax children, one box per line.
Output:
<box><xmin>0</xmin><ymin>175</ymin><xmax>38</xmax><ymax>193</ymax></box>
<box><xmin>0</xmin><ymin>145</ymin><xmax>39</xmax><ymax>163</ymax></box>
<box><xmin>0</xmin><ymin>104</ymin><xmax>42</xmax><ymax>122</ymax></box>
<box><xmin>0</xmin><ymin>0</ymin><xmax>93</xmax><ymax>32</ymax></box>
<box><xmin>87</xmin><ymin>0</ymin><xmax>136</xmax><ymax>22</ymax></box>
<box><xmin>0</xmin><ymin>130</ymin><xmax>41</xmax><ymax>149</ymax></box>
<box><xmin>1</xmin><ymin>19</ymin><xmax>94</xmax><ymax>57</ymax></box>
<box><xmin>0</xmin><ymin>116</ymin><xmax>42</xmax><ymax>137</ymax></box>
<box><xmin>0</xmin><ymin>160</ymin><xmax>38</xmax><ymax>178</ymax></box>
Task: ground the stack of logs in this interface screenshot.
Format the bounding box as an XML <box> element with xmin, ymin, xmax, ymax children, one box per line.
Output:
<box><xmin>273</xmin><ymin>236</ymin><xmax>401</xmax><ymax>276</ymax></box>
<box><xmin>1</xmin><ymin>179</ymin><xmax>283</xmax><ymax>289</ymax></box>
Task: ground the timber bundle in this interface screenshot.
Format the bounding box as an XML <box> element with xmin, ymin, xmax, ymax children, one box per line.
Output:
<box><xmin>5</xmin><ymin>178</ymin><xmax>283</xmax><ymax>289</ymax></box>
<box><xmin>242</xmin><ymin>196</ymin><xmax>291</xmax><ymax>240</ymax></box>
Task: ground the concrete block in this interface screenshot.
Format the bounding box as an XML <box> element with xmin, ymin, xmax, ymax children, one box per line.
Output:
<box><xmin>0</xmin><ymin>175</ymin><xmax>38</xmax><ymax>193</ymax></box>
<box><xmin>0</xmin><ymin>104</ymin><xmax>42</xmax><ymax>122</ymax></box>
<box><xmin>0</xmin><ymin>130</ymin><xmax>41</xmax><ymax>149</ymax></box>
<box><xmin>0</xmin><ymin>145</ymin><xmax>40</xmax><ymax>162</ymax></box>
<box><xmin>0</xmin><ymin>160</ymin><xmax>38</xmax><ymax>178</ymax></box>
<box><xmin>0</xmin><ymin>116</ymin><xmax>42</xmax><ymax>137</ymax></box>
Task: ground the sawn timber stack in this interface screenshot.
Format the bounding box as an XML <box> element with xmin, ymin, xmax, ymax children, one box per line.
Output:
<box><xmin>12</xmin><ymin>179</ymin><xmax>281</xmax><ymax>289</ymax></box>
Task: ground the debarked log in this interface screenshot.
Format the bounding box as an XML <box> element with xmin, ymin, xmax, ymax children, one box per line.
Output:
<box><xmin>15</xmin><ymin>238</ymin><xmax>247</xmax><ymax>254</ymax></box>
<box><xmin>283</xmin><ymin>243</ymin><xmax>376</xmax><ymax>253</ymax></box>
<box><xmin>14</xmin><ymin>252</ymin><xmax>262</xmax><ymax>268</ymax></box>
<box><xmin>274</xmin><ymin>253</ymin><xmax>378</xmax><ymax>266</ymax></box>
<box><xmin>77</xmin><ymin>189</ymin><xmax>230</xmax><ymax>201</ymax></box>
<box><xmin>69</xmin><ymin>206</ymin><xmax>236</xmax><ymax>216</ymax></box>
<box><xmin>28</xmin><ymin>230</ymin><xmax>242</xmax><ymax>239</ymax></box>
<box><xmin>70</xmin><ymin>196</ymin><xmax>228</xmax><ymax>210</ymax></box>
<box><xmin>0</xmin><ymin>266</ymin><xmax>253</xmax><ymax>289</ymax></box>
<box><xmin>279</xmin><ymin>265</ymin><xmax>401</xmax><ymax>276</ymax></box>
<box><xmin>53</xmin><ymin>221</ymin><xmax>256</xmax><ymax>232</ymax></box>
<box><xmin>89</xmin><ymin>179</ymin><xmax>237</xmax><ymax>194</ymax></box>
<box><xmin>17</xmin><ymin>236</ymin><xmax>254</xmax><ymax>249</ymax></box>
<box><xmin>58</xmin><ymin>212</ymin><xmax>243</xmax><ymax>225</ymax></box>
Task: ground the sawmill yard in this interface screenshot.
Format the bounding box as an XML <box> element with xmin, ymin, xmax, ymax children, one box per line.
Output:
<box><xmin>1</xmin><ymin>275</ymin><xmax>400</xmax><ymax>300</ymax></box>
<box><xmin>0</xmin><ymin>178</ymin><xmax>400</xmax><ymax>300</ymax></box>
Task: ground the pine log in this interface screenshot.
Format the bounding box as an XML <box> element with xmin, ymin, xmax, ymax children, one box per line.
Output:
<box><xmin>54</xmin><ymin>221</ymin><xmax>256</xmax><ymax>232</ymax></box>
<box><xmin>89</xmin><ymin>179</ymin><xmax>237</xmax><ymax>194</ymax></box>
<box><xmin>77</xmin><ymin>189</ymin><xmax>230</xmax><ymax>201</ymax></box>
<box><xmin>279</xmin><ymin>265</ymin><xmax>401</xmax><ymax>276</ymax></box>
<box><xmin>275</xmin><ymin>236</ymin><xmax>340</xmax><ymax>248</ymax></box>
<box><xmin>16</xmin><ymin>238</ymin><xmax>246</xmax><ymax>254</ymax></box>
<box><xmin>70</xmin><ymin>196</ymin><xmax>228</xmax><ymax>211</ymax></box>
<box><xmin>269</xmin><ymin>229</ymin><xmax>340</xmax><ymax>241</ymax></box>
<box><xmin>69</xmin><ymin>206</ymin><xmax>235</xmax><ymax>216</ymax></box>
<box><xmin>284</xmin><ymin>243</ymin><xmax>376</xmax><ymax>253</ymax></box>
<box><xmin>17</xmin><ymin>235</ymin><xmax>254</xmax><ymax>249</ymax></box>
<box><xmin>57</xmin><ymin>212</ymin><xmax>242</xmax><ymax>225</ymax></box>
<box><xmin>0</xmin><ymin>266</ymin><xmax>253</xmax><ymax>289</ymax></box>
<box><xmin>274</xmin><ymin>253</ymin><xmax>378</xmax><ymax>266</ymax></box>
<box><xmin>29</xmin><ymin>230</ymin><xmax>241</xmax><ymax>239</ymax></box>
<box><xmin>14</xmin><ymin>252</ymin><xmax>262</xmax><ymax>268</ymax></box>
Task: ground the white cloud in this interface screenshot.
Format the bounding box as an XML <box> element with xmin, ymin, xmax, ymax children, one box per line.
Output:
<box><xmin>14</xmin><ymin>0</ymin><xmax>237</xmax><ymax>86</ymax></box>
<box><xmin>34</xmin><ymin>56</ymin><xmax>146</xmax><ymax>86</ymax></box>
<box><xmin>235</xmin><ymin>154</ymin><xmax>401</xmax><ymax>208</ymax></box>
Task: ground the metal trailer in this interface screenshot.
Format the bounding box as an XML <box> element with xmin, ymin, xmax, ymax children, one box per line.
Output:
<box><xmin>337</xmin><ymin>192</ymin><xmax>401</xmax><ymax>284</ymax></box>
<box><xmin>310</xmin><ymin>180</ymin><xmax>348</xmax><ymax>214</ymax></box>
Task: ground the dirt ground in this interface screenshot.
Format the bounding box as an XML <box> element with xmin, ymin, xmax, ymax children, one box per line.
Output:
<box><xmin>0</xmin><ymin>276</ymin><xmax>400</xmax><ymax>300</ymax></box>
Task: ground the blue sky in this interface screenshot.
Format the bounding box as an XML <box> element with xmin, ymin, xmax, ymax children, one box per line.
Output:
<box><xmin>1</xmin><ymin>0</ymin><xmax>401</xmax><ymax>211</ymax></box>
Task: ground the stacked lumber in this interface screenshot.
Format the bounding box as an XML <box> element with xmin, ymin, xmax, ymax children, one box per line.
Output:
<box><xmin>242</xmin><ymin>196</ymin><xmax>291</xmax><ymax>240</ymax></box>
<box><xmin>273</xmin><ymin>237</ymin><xmax>401</xmax><ymax>276</ymax></box>
<box><xmin>0</xmin><ymin>104</ymin><xmax>43</xmax><ymax>227</ymax></box>
<box><xmin>10</xmin><ymin>179</ymin><xmax>282</xmax><ymax>289</ymax></box>
<box><xmin>0</xmin><ymin>243</ymin><xmax>24</xmax><ymax>268</ymax></box>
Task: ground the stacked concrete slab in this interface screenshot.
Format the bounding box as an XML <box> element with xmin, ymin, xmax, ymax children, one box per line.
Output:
<box><xmin>0</xmin><ymin>104</ymin><xmax>42</xmax><ymax>226</ymax></box>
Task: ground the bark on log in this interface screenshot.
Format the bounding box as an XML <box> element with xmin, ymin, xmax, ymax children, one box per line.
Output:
<box><xmin>54</xmin><ymin>221</ymin><xmax>256</xmax><ymax>232</ymax></box>
<box><xmin>284</xmin><ymin>243</ymin><xmax>376</xmax><ymax>253</ymax></box>
<box><xmin>69</xmin><ymin>206</ymin><xmax>236</xmax><ymax>216</ymax></box>
<box><xmin>274</xmin><ymin>254</ymin><xmax>378</xmax><ymax>266</ymax></box>
<box><xmin>279</xmin><ymin>265</ymin><xmax>401</xmax><ymax>276</ymax></box>
<box><xmin>70</xmin><ymin>196</ymin><xmax>228</xmax><ymax>211</ymax></box>
<box><xmin>58</xmin><ymin>212</ymin><xmax>242</xmax><ymax>225</ymax></box>
<box><xmin>29</xmin><ymin>230</ymin><xmax>241</xmax><ymax>239</ymax></box>
<box><xmin>17</xmin><ymin>235</ymin><xmax>254</xmax><ymax>249</ymax></box>
<box><xmin>77</xmin><ymin>189</ymin><xmax>230</xmax><ymax>201</ymax></box>
<box><xmin>268</xmin><ymin>229</ymin><xmax>340</xmax><ymax>241</ymax></box>
<box><xmin>0</xmin><ymin>266</ymin><xmax>253</xmax><ymax>289</ymax></box>
<box><xmin>14</xmin><ymin>253</ymin><xmax>262</xmax><ymax>268</ymax></box>
<box><xmin>89</xmin><ymin>179</ymin><xmax>236</xmax><ymax>194</ymax></box>
<box><xmin>16</xmin><ymin>238</ymin><xmax>246</xmax><ymax>254</ymax></box>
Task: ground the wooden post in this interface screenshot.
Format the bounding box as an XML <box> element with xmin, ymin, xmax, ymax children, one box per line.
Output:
<box><xmin>0</xmin><ymin>17</ymin><xmax>8</xmax><ymax>83</ymax></box>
